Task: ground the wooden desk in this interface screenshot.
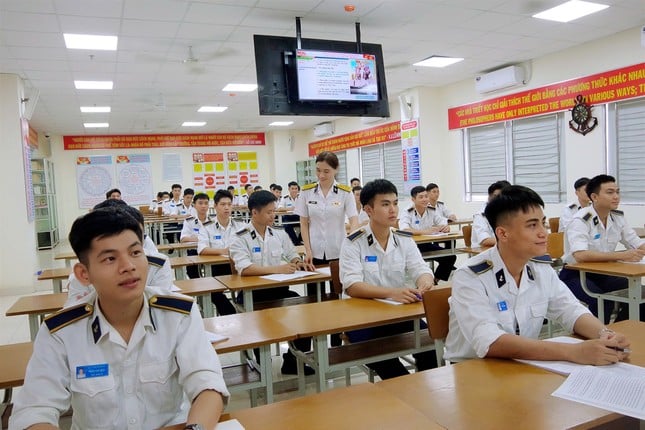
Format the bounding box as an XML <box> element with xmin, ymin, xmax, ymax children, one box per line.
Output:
<box><xmin>157</xmin><ymin>241</ymin><xmax>197</xmax><ymax>256</ymax></box>
<box><xmin>413</xmin><ymin>231</ymin><xmax>463</xmax><ymax>245</ymax></box>
<box><xmin>169</xmin><ymin>254</ymin><xmax>229</xmax><ymax>281</ymax></box>
<box><xmin>0</xmin><ymin>342</ymin><xmax>33</xmax><ymax>390</ymax></box>
<box><xmin>173</xmin><ymin>277</ymin><xmax>227</xmax><ymax>318</ymax></box>
<box><xmin>36</xmin><ymin>267</ymin><xmax>71</xmax><ymax>293</ymax></box>
<box><xmin>215</xmin><ymin>272</ymin><xmax>331</xmax><ymax>312</ymax></box>
<box><xmin>634</xmin><ymin>227</ymin><xmax>645</xmax><ymax>238</ymax></box>
<box><xmin>229</xmin><ymin>383</ymin><xmax>440</xmax><ymax>429</ymax></box>
<box><xmin>448</xmin><ymin>218</ymin><xmax>473</xmax><ymax>228</ymax></box>
<box><xmin>565</xmin><ymin>261</ymin><xmax>645</xmax><ymax>321</ymax></box>
<box><xmin>53</xmin><ymin>250</ymin><xmax>76</xmax><ymax>267</ymax></box>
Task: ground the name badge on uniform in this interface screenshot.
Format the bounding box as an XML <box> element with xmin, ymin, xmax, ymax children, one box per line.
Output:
<box><xmin>497</xmin><ymin>301</ymin><xmax>508</xmax><ymax>312</ymax></box>
<box><xmin>415</xmin><ymin>220</ymin><xmax>420</xmax><ymax>224</ymax></box>
<box><xmin>193</xmin><ymin>228</ymin><xmax>200</xmax><ymax>233</ymax></box>
<box><xmin>593</xmin><ymin>233</ymin><xmax>601</xmax><ymax>240</ymax></box>
<box><xmin>214</xmin><ymin>235</ymin><xmax>222</xmax><ymax>240</ymax></box>
<box><xmin>308</xmin><ymin>201</ymin><xmax>317</xmax><ymax>205</ymax></box>
<box><xmin>332</xmin><ymin>201</ymin><xmax>341</xmax><ymax>206</ymax></box>
<box><xmin>252</xmin><ymin>247</ymin><xmax>261</xmax><ymax>253</ymax></box>
<box><xmin>76</xmin><ymin>363</ymin><xmax>109</xmax><ymax>379</ymax></box>
<box><xmin>364</xmin><ymin>256</ymin><xmax>377</xmax><ymax>262</ymax></box>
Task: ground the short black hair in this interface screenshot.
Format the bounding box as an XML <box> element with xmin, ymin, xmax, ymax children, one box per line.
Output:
<box><xmin>488</xmin><ymin>180</ymin><xmax>511</xmax><ymax>196</ymax></box>
<box><xmin>287</xmin><ymin>181</ymin><xmax>299</xmax><ymax>189</ymax></box>
<box><xmin>227</xmin><ymin>185</ymin><xmax>235</xmax><ymax>191</ymax></box>
<box><xmin>183</xmin><ymin>188</ymin><xmax>194</xmax><ymax>196</ymax></box>
<box><xmin>410</xmin><ymin>185</ymin><xmax>426</xmax><ymax>198</ymax></box>
<box><xmin>193</xmin><ymin>192</ymin><xmax>209</xmax><ymax>203</ymax></box>
<box><xmin>161</xmin><ymin>191</ymin><xmax>170</xmax><ymax>198</ymax></box>
<box><xmin>156</xmin><ymin>191</ymin><xmax>164</xmax><ymax>199</ymax></box>
<box><xmin>105</xmin><ymin>188</ymin><xmax>121</xmax><ymax>199</ymax></box>
<box><xmin>254</xmin><ymin>185</ymin><xmax>263</xmax><ymax>191</ymax></box>
<box><xmin>273</xmin><ymin>184</ymin><xmax>282</xmax><ymax>191</ymax></box>
<box><xmin>350</xmin><ymin>177</ymin><xmax>360</xmax><ymax>183</ymax></box>
<box><xmin>245</xmin><ymin>184</ymin><xmax>253</xmax><ymax>191</ymax></box>
<box><xmin>360</xmin><ymin>179</ymin><xmax>398</xmax><ymax>207</ymax></box>
<box><xmin>484</xmin><ymin>185</ymin><xmax>544</xmax><ymax>234</ymax></box>
<box><xmin>93</xmin><ymin>199</ymin><xmax>144</xmax><ymax>226</ymax></box>
<box><xmin>426</xmin><ymin>183</ymin><xmax>438</xmax><ymax>192</ymax></box>
<box><xmin>269</xmin><ymin>183</ymin><xmax>276</xmax><ymax>190</ymax></box>
<box><xmin>573</xmin><ymin>177</ymin><xmax>590</xmax><ymax>190</ymax></box>
<box><xmin>586</xmin><ymin>174</ymin><xmax>615</xmax><ymax>198</ymax></box>
<box><xmin>248</xmin><ymin>190</ymin><xmax>277</xmax><ymax>212</ymax></box>
<box><xmin>171</xmin><ymin>184</ymin><xmax>182</xmax><ymax>190</ymax></box>
<box><xmin>69</xmin><ymin>207</ymin><xmax>142</xmax><ymax>265</ymax></box>
<box><xmin>214</xmin><ymin>189</ymin><xmax>233</xmax><ymax>204</ymax></box>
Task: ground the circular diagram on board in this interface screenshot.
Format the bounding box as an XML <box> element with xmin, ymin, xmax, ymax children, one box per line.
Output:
<box><xmin>119</xmin><ymin>164</ymin><xmax>151</xmax><ymax>195</ymax></box>
<box><xmin>205</xmin><ymin>176</ymin><xmax>215</xmax><ymax>186</ymax></box>
<box><xmin>79</xmin><ymin>166</ymin><xmax>112</xmax><ymax>196</ymax></box>
<box><xmin>239</xmin><ymin>175</ymin><xmax>249</xmax><ymax>184</ymax></box>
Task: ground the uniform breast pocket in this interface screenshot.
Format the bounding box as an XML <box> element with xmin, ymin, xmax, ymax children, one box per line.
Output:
<box><xmin>70</xmin><ymin>375</ymin><xmax>118</xmax><ymax>428</ymax></box>
<box><xmin>525</xmin><ymin>301</ymin><xmax>549</xmax><ymax>337</ymax></box>
<box><xmin>389</xmin><ymin>260</ymin><xmax>406</xmax><ymax>283</ymax></box>
<box><xmin>139</xmin><ymin>357</ymin><xmax>180</xmax><ymax>413</ymax></box>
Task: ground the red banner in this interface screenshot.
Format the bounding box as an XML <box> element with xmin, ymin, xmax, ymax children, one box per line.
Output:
<box><xmin>448</xmin><ymin>62</ymin><xmax>645</xmax><ymax>130</ymax></box>
<box><xmin>308</xmin><ymin>121</ymin><xmax>401</xmax><ymax>156</ymax></box>
<box><xmin>63</xmin><ymin>133</ymin><xmax>265</xmax><ymax>150</ymax></box>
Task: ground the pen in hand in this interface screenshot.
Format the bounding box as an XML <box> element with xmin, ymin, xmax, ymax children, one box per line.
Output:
<box><xmin>608</xmin><ymin>346</ymin><xmax>631</xmax><ymax>353</ymax></box>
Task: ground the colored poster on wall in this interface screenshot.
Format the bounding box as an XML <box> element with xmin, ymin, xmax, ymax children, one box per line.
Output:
<box><xmin>226</xmin><ymin>152</ymin><xmax>259</xmax><ymax>197</ymax></box>
<box><xmin>21</xmin><ymin>119</ymin><xmax>35</xmax><ymax>222</ymax></box>
<box><xmin>115</xmin><ymin>154</ymin><xmax>153</xmax><ymax>205</ymax></box>
<box><xmin>76</xmin><ymin>155</ymin><xmax>114</xmax><ymax>208</ymax></box>
<box><xmin>192</xmin><ymin>152</ymin><xmax>252</xmax><ymax>199</ymax></box>
<box><xmin>401</xmin><ymin>119</ymin><xmax>422</xmax><ymax>195</ymax></box>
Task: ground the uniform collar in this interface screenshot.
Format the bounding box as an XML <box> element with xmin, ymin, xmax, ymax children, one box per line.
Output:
<box><xmin>487</xmin><ymin>246</ymin><xmax>536</xmax><ymax>291</ymax></box>
<box><xmin>91</xmin><ymin>293</ymin><xmax>154</xmax><ymax>345</ymax></box>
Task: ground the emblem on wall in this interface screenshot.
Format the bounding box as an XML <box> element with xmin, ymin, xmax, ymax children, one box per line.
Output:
<box><xmin>569</xmin><ymin>94</ymin><xmax>598</xmax><ymax>136</ymax></box>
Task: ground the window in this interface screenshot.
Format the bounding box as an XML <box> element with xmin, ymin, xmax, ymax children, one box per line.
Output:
<box><xmin>464</xmin><ymin>123</ymin><xmax>506</xmax><ymax>200</ymax></box>
<box><xmin>334</xmin><ymin>150</ymin><xmax>348</xmax><ymax>185</ymax></box>
<box><xmin>609</xmin><ymin>98</ymin><xmax>645</xmax><ymax>202</ymax></box>
<box><xmin>359</xmin><ymin>141</ymin><xmax>404</xmax><ymax>193</ymax></box>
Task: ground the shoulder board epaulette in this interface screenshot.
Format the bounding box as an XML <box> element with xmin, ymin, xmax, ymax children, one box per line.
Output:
<box><xmin>437</xmin><ymin>201</ymin><xmax>444</xmax><ymax>205</ymax></box>
<box><xmin>426</xmin><ymin>205</ymin><xmax>436</xmax><ymax>211</ymax></box>
<box><xmin>236</xmin><ymin>228</ymin><xmax>250</xmax><ymax>236</ymax></box>
<box><xmin>568</xmin><ymin>203</ymin><xmax>577</xmax><ymax>209</ymax></box>
<box><xmin>347</xmin><ymin>228</ymin><xmax>366</xmax><ymax>242</ymax></box>
<box><xmin>44</xmin><ymin>303</ymin><xmax>93</xmax><ymax>333</ymax></box>
<box><xmin>147</xmin><ymin>255</ymin><xmax>166</xmax><ymax>267</ymax></box>
<box><xmin>530</xmin><ymin>254</ymin><xmax>553</xmax><ymax>263</ymax></box>
<box><xmin>185</xmin><ymin>216</ymin><xmax>195</xmax><ymax>221</ymax></box>
<box><xmin>393</xmin><ymin>229</ymin><xmax>413</xmax><ymax>237</ymax></box>
<box><xmin>610</xmin><ymin>209</ymin><xmax>624</xmax><ymax>216</ymax></box>
<box><xmin>582</xmin><ymin>211</ymin><xmax>593</xmax><ymax>221</ymax></box>
<box><xmin>302</xmin><ymin>183</ymin><xmax>317</xmax><ymax>190</ymax></box>
<box><xmin>407</xmin><ymin>207</ymin><xmax>414</xmax><ymax>212</ymax></box>
<box><xmin>336</xmin><ymin>184</ymin><xmax>351</xmax><ymax>192</ymax></box>
<box><xmin>468</xmin><ymin>260</ymin><xmax>493</xmax><ymax>275</ymax></box>
<box><xmin>149</xmin><ymin>295</ymin><xmax>193</xmax><ymax>315</ymax></box>
<box><xmin>203</xmin><ymin>220</ymin><xmax>213</xmax><ymax>226</ymax></box>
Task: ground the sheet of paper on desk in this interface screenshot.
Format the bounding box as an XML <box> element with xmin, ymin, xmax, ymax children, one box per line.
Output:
<box><xmin>552</xmin><ymin>365</ymin><xmax>645</xmax><ymax>420</ymax></box>
<box><xmin>260</xmin><ymin>271</ymin><xmax>318</xmax><ymax>281</ymax></box>
<box><xmin>620</xmin><ymin>257</ymin><xmax>645</xmax><ymax>264</ymax></box>
<box><xmin>316</xmin><ymin>266</ymin><xmax>331</xmax><ymax>276</ymax></box>
<box><xmin>423</xmin><ymin>232</ymin><xmax>450</xmax><ymax>237</ymax></box>
<box><xmin>216</xmin><ymin>419</ymin><xmax>245</xmax><ymax>429</ymax></box>
<box><xmin>374</xmin><ymin>298</ymin><xmax>404</xmax><ymax>305</ymax></box>
<box><xmin>206</xmin><ymin>331</ymin><xmax>229</xmax><ymax>343</ymax></box>
<box><xmin>171</xmin><ymin>284</ymin><xmax>181</xmax><ymax>292</ymax></box>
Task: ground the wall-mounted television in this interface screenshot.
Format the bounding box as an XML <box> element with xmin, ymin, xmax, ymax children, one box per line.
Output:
<box><xmin>253</xmin><ymin>34</ymin><xmax>390</xmax><ymax>117</ymax></box>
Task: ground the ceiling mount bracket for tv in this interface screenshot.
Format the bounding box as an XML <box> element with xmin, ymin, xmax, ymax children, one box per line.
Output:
<box><xmin>294</xmin><ymin>17</ymin><xmax>363</xmax><ymax>54</ymax></box>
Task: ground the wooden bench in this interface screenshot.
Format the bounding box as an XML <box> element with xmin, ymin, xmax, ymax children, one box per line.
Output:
<box><xmin>1</xmin><ymin>342</ymin><xmax>33</xmax><ymax>429</ymax></box>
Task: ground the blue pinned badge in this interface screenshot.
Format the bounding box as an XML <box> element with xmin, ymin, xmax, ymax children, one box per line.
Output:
<box><xmin>193</xmin><ymin>228</ymin><xmax>199</xmax><ymax>233</ymax></box>
<box><xmin>415</xmin><ymin>220</ymin><xmax>420</xmax><ymax>224</ymax></box>
<box><xmin>214</xmin><ymin>235</ymin><xmax>222</xmax><ymax>240</ymax></box>
<box><xmin>76</xmin><ymin>363</ymin><xmax>109</xmax><ymax>379</ymax></box>
<box><xmin>497</xmin><ymin>301</ymin><xmax>508</xmax><ymax>312</ymax></box>
<box><xmin>593</xmin><ymin>233</ymin><xmax>601</xmax><ymax>240</ymax></box>
<box><xmin>252</xmin><ymin>247</ymin><xmax>261</xmax><ymax>253</ymax></box>
<box><xmin>364</xmin><ymin>256</ymin><xmax>377</xmax><ymax>262</ymax></box>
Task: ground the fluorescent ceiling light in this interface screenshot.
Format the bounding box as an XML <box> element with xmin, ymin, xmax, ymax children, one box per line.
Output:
<box><xmin>84</xmin><ymin>122</ymin><xmax>109</xmax><ymax>128</ymax></box>
<box><xmin>74</xmin><ymin>80</ymin><xmax>113</xmax><ymax>90</ymax></box>
<box><xmin>198</xmin><ymin>106</ymin><xmax>228</xmax><ymax>113</ymax></box>
<box><xmin>222</xmin><ymin>83</ymin><xmax>257</xmax><ymax>92</ymax></box>
<box><xmin>533</xmin><ymin>1</ymin><xmax>608</xmax><ymax>22</ymax></box>
<box><xmin>64</xmin><ymin>33</ymin><xmax>118</xmax><ymax>50</ymax></box>
<box><xmin>80</xmin><ymin>106</ymin><xmax>111</xmax><ymax>113</ymax></box>
<box><xmin>269</xmin><ymin>121</ymin><xmax>293</xmax><ymax>126</ymax></box>
<box><xmin>413</xmin><ymin>56</ymin><xmax>464</xmax><ymax>68</ymax></box>
<box><xmin>182</xmin><ymin>121</ymin><xmax>206</xmax><ymax>127</ymax></box>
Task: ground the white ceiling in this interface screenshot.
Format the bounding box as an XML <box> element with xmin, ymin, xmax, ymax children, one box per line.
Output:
<box><xmin>1</xmin><ymin>0</ymin><xmax>644</xmax><ymax>136</ymax></box>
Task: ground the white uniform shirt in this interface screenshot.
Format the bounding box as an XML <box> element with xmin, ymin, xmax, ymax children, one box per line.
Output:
<box><xmin>559</xmin><ymin>202</ymin><xmax>586</xmax><ymax>232</ymax></box>
<box><xmin>294</xmin><ymin>182</ymin><xmax>358</xmax><ymax>260</ymax></box>
<box><xmin>428</xmin><ymin>201</ymin><xmax>454</xmax><ymax>220</ymax></box>
<box><xmin>279</xmin><ymin>195</ymin><xmax>298</xmax><ymax>209</ymax></box>
<box><xmin>444</xmin><ymin>247</ymin><xmax>590</xmax><ymax>362</ymax></box>
<box><xmin>65</xmin><ymin>254</ymin><xmax>174</xmax><ymax>306</ymax></box>
<box><xmin>398</xmin><ymin>206</ymin><xmax>447</xmax><ymax>231</ymax></box>
<box><xmin>357</xmin><ymin>209</ymin><xmax>369</xmax><ymax>225</ymax></box>
<box><xmin>563</xmin><ymin>206</ymin><xmax>644</xmax><ymax>265</ymax></box>
<box><xmin>471</xmin><ymin>212</ymin><xmax>494</xmax><ymax>246</ymax></box>
<box><xmin>10</xmin><ymin>286</ymin><xmax>229</xmax><ymax>430</ymax></box>
<box><xmin>229</xmin><ymin>223</ymin><xmax>300</xmax><ymax>274</ymax></box>
<box><xmin>194</xmin><ymin>217</ymin><xmax>243</xmax><ymax>255</ymax></box>
<box><xmin>163</xmin><ymin>199</ymin><xmax>182</xmax><ymax>216</ymax></box>
<box><xmin>339</xmin><ymin>225</ymin><xmax>433</xmax><ymax>295</ymax></box>
<box><xmin>143</xmin><ymin>234</ymin><xmax>159</xmax><ymax>255</ymax></box>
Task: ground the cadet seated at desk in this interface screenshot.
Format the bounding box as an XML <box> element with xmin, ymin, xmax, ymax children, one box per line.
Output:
<box><xmin>559</xmin><ymin>177</ymin><xmax>591</xmax><ymax>232</ymax></box>
<box><xmin>559</xmin><ymin>174</ymin><xmax>645</xmax><ymax>323</ymax></box>
<box><xmin>279</xmin><ymin>181</ymin><xmax>302</xmax><ymax>246</ymax></box>
<box><xmin>425</xmin><ymin>183</ymin><xmax>457</xmax><ymax>221</ymax></box>
<box><xmin>66</xmin><ymin>200</ymin><xmax>173</xmax><ymax>306</ymax></box>
<box><xmin>399</xmin><ymin>185</ymin><xmax>456</xmax><ymax>283</ymax></box>
<box><xmin>444</xmin><ymin>185</ymin><xmax>630</xmax><ymax>365</ymax></box>
<box><xmin>340</xmin><ymin>179</ymin><xmax>438</xmax><ymax>380</ymax></box>
<box><xmin>10</xmin><ymin>207</ymin><xmax>228</xmax><ymax>430</ymax></box>
<box><xmin>229</xmin><ymin>190</ymin><xmax>316</xmax><ymax>375</ymax></box>
<box><xmin>471</xmin><ymin>180</ymin><xmax>511</xmax><ymax>247</ymax></box>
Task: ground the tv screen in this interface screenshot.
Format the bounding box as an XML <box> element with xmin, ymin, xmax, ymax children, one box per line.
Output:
<box><xmin>296</xmin><ymin>49</ymin><xmax>379</xmax><ymax>102</ymax></box>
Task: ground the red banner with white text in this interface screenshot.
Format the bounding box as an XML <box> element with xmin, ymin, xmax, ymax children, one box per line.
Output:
<box><xmin>308</xmin><ymin>121</ymin><xmax>401</xmax><ymax>156</ymax></box>
<box><xmin>63</xmin><ymin>133</ymin><xmax>265</xmax><ymax>150</ymax></box>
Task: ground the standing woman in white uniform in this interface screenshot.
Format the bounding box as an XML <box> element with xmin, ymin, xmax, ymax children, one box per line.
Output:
<box><xmin>296</xmin><ymin>151</ymin><xmax>358</xmax><ymax>297</ymax></box>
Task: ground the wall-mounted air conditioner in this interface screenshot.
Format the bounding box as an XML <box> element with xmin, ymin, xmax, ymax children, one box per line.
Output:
<box><xmin>361</xmin><ymin>116</ymin><xmax>388</xmax><ymax>125</ymax></box>
<box><xmin>475</xmin><ymin>65</ymin><xmax>525</xmax><ymax>94</ymax></box>
<box><xmin>313</xmin><ymin>122</ymin><xmax>334</xmax><ymax>137</ymax></box>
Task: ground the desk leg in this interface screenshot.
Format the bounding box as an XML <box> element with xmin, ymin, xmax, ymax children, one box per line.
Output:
<box><xmin>174</xmin><ymin>267</ymin><xmax>185</xmax><ymax>281</ymax></box>
<box><xmin>579</xmin><ymin>271</ymin><xmax>606</xmax><ymax>324</ymax></box>
<box><xmin>244</xmin><ymin>290</ymin><xmax>253</xmax><ymax>312</ymax></box>
<box><xmin>414</xmin><ymin>319</ymin><xmax>420</xmax><ymax>349</ymax></box>
<box><xmin>312</xmin><ymin>334</ymin><xmax>329</xmax><ymax>393</ymax></box>
<box><xmin>53</xmin><ymin>279</ymin><xmax>62</xmax><ymax>294</ymax></box>
<box><xmin>259</xmin><ymin>344</ymin><xmax>273</xmax><ymax>404</ymax></box>
<box><xmin>29</xmin><ymin>314</ymin><xmax>39</xmax><ymax>340</ymax></box>
<box><xmin>316</xmin><ymin>281</ymin><xmax>322</xmax><ymax>302</ymax></box>
<box><xmin>628</xmin><ymin>276</ymin><xmax>640</xmax><ymax>320</ymax></box>
<box><xmin>197</xmin><ymin>294</ymin><xmax>214</xmax><ymax>318</ymax></box>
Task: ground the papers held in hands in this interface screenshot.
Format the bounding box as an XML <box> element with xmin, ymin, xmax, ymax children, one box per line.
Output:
<box><xmin>259</xmin><ymin>270</ymin><xmax>319</xmax><ymax>282</ymax></box>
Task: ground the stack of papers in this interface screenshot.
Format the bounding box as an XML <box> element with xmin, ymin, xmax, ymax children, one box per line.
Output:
<box><xmin>260</xmin><ymin>270</ymin><xmax>318</xmax><ymax>281</ymax></box>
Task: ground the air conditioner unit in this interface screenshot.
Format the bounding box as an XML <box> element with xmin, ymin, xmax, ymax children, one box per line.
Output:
<box><xmin>361</xmin><ymin>116</ymin><xmax>388</xmax><ymax>125</ymax></box>
<box><xmin>475</xmin><ymin>65</ymin><xmax>525</xmax><ymax>94</ymax></box>
<box><xmin>313</xmin><ymin>122</ymin><xmax>334</xmax><ymax>137</ymax></box>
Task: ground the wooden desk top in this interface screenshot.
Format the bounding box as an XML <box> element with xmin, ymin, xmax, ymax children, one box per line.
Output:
<box><xmin>261</xmin><ymin>298</ymin><xmax>425</xmax><ymax>338</ymax></box>
<box><xmin>457</xmin><ymin>245</ymin><xmax>493</xmax><ymax>255</ymax></box>
<box><xmin>54</xmin><ymin>250</ymin><xmax>76</xmax><ymax>260</ymax></box>
<box><xmin>609</xmin><ymin>320</ymin><xmax>645</xmax><ymax>366</ymax></box>
<box><xmin>37</xmin><ymin>267</ymin><xmax>71</xmax><ymax>281</ymax></box>
<box><xmin>229</xmin><ymin>382</ymin><xmax>440</xmax><ymax>430</ymax></box>
<box><xmin>203</xmin><ymin>311</ymin><xmax>295</xmax><ymax>354</ymax></box>
<box><xmin>413</xmin><ymin>232</ymin><xmax>463</xmax><ymax>244</ymax></box>
<box><xmin>188</xmin><ymin>254</ymin><xmax>229</xmax><ymax>265</ymax></box>
<box><xmin>173</xmin><ymin>277</ymin><xmax>227</xmax><ymax>295</ymax></box>
<box><xmin>0</xmin><ymin>342</ymin><xmax>33</xmax><ymax>389</ymax></box>
<box><xmin>449</xmin><ymin>218</ymin><xmax>473</xmax><ymax>226</ymax></box>
<box><xmin>565</xmin><ymin>261</ymin><xmax>645</xmax><ymax>276</ymax></box>
<box><xmin>634</xmin><ymin>227</ymin><xmax>645</xmax><ymax>238</ymax></box>
<box><xmin>215</xmin><ymin>272</ymin><xmax>331</xmax><ymax>291</ymax></box>
<box><xmin>157</xmin><ymin>242</ymin><xmax>197</xmax><ymax>252</ymax></box>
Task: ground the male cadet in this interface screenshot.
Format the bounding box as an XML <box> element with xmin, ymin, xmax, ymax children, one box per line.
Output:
<box><xmin>559</xmin><ymin>174</ymin><xmax>645</xmax><ymax>323</ymax></box>
<box><xmin>340</xmin><ymin>179</ymin><xmax>437</xmax><ymax>379</ymax></box>
<box><xmin>229</xmin><ymin>190</ymin><xmax>316</xmax><ymax>375</ymax></box>
<box><xmin>559</xmin><ymin>177</ymin><xmax>590</xmax><ymax>232</ymax></box>
<box><xmin>163</xmin><ymin>183</ymin><xmax>184</xmax><ymax>244</ymax></box>
<box><xmin>279</xmin><ymin>181</ymin><xmax>302</xmax><ymax>245</ymax></box>
<box><xmin>178</xmin><ymin>187</ymin><xmax>196</xmax><ymax>218</ymax></box>
<box><xmin>426</xmin><ymin>183</ymin><xmax>457</xmax><ymax>221</ymax></box>
<box><xmin>444</xmin><ymin>185</ymin><xmax>631</xmax><ymax>365</ymax></box>
<box><xmin>399</xmin><ymin>185</ymin><xmax>456</xmax><ymax>283</ymax></box>
<box><xmin>105</xmin><ymin>188</ymin><xmax>121</xmax><ymax>200</ymax></box>
<box><xmin>350</xmin><ymin>177</ymin><xmax>361</xmax><ymax>188</ymax></box>
<box><xmin>66</xmin><ymin>201</ymin><xmax>173</xmax><ymax>306</ymax></box>
<box><xmin>181</xmin><ymin>190</ymin><xmax>242</xmax><ymax>315</ymax></box>
<box><xmin>10</xmin><ymin>208</ymin><xmax>228</xmax><ymax>429</ymax></box>
<box><xmin>471</xmin><ymin>180</ymin><xmax>511</xmax><ymax>247</ymax></box>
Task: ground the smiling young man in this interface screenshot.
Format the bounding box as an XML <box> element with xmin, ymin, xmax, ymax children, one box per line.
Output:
<box><xmin>10</xmin><ymin>208</ymin><xmax>228</xmax><ymax>430</ymax></box>
<box><xmin>559</xmin><ymin>174</ymin><xmax>645</xmax><ymax>322</ymax></box>
<box><xmin>558</xmin><ymin>177</ymin><xmax>590</xmax><ymax>232</ymax></box>
<box><xmin>444</xmin><ymin>185</ymin><xmax>630</xmax><ymax>365</ymax></box>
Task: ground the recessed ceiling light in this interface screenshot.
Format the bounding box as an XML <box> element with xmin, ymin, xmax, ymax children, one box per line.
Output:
<box><xmin>64</xmin><ymin>34</ymin><xmax>118</xmax><ymax>51</ymax></box>
<box><xmin>533</xmin><ymin>1</ymin><xmax>608</xmax><ymax>22</ymax></box>
<box><xmin>84</xmin><ymin>122</ymin><xmax>109</xmax><ymax>128</ymax></box>
<box><xmin>413</xmin><ymin>56</ymin><xmax>464</xmax><ymax>68</ymax></box>
<box><xmin>269</xmin><ymin>121</ymin><xmax>293</xmax><ymax>126</ymax></box>
<box><xmin>182</xmin><ymin>121</ymin><xmax>206</xmax><ymax>127</ymax></box>
<box><xmin>74</xmin><ymin>80</ymin><xmax>113</xmax><ymax>90</ymax></box>
<box><xmin>222</xmin><ymin>84</ymin><xmax>258</xmax><ymax>92</ymax></box>
<box><xmin>80</xmin><ymin>106</ymin><xmax>111</xmax><ymax>113</ymax></box>
<box><xmin>198</xmin><ymin>106</ymin><xmax>228</xmax><ymax>113</ymax></box>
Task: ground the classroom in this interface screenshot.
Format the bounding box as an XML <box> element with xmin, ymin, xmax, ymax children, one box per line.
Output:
<box><xmin>1</xmin><ymin>1</ymin><xmax>645</xmax><ymax>428</ymax></box>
